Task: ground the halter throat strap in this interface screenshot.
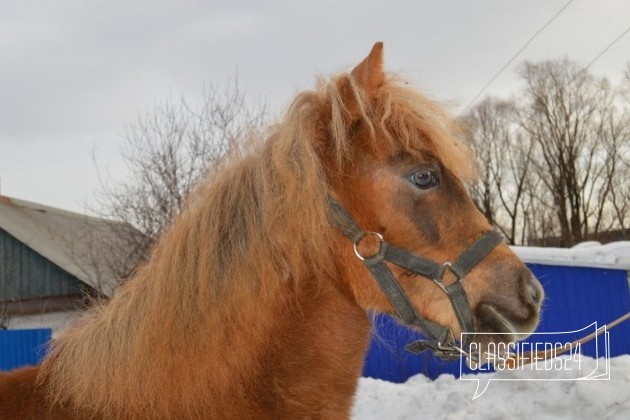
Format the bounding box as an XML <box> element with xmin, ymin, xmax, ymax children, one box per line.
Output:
<box><xmin>328</xmin><ymin>198</ymin><xmax>504</xmax><ymax>359</ymax></box>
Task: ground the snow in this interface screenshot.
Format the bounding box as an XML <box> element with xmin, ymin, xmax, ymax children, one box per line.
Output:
<box><xmin>352</xmin><ymin>355</ymin><xmax>630</xmax><ymax>420</ymax></box>
<box><xmin>511</xmin><ymin>242</ymin><xmax>630</xmax><ymax>271</ymax></box>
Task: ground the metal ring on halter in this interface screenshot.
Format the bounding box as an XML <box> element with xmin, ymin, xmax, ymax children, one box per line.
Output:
<box><xmin>444</xmin><ymin>261</ymin><xmax>465</xmax><ymax>282</ymax></box>
<box><xmin>353</xmin><ymin>232</ymin><xmax>385</xmax><ymax>262</ymax></box>
<box><xmin>431</xmin><ymin>262</ymin><xmax>451</xmax><ymax>293</ymax></box>
<box><xmin>433</xmin><ymin>261</ymin><xmax>464</xmax><ymax>292</ymax></box>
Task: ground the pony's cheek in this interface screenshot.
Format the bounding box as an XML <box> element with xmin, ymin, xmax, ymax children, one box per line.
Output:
<box><xmin>343</xmin><ymin>262</ymin><xmax>393</xmax><ymax>312</ymax></box>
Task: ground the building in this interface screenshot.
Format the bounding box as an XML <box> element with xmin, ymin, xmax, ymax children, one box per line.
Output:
<box><xmin>0</xmin><ymin>195</ymin><xmax>143</xmax><ymax>336</ymax></box>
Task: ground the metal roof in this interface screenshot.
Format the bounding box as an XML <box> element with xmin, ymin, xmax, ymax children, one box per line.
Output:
<box><xmin>0</xmin><ymin>195</ymin><xmax>143</xmax><ymax>297</ymax></box>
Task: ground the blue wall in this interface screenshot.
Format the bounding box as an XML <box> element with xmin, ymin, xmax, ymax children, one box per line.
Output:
<box><xmin>2</xmin><ymin>266</ymin><xmax>629</xmax><ymax>376</ymax></box>
<box><xmin>362</xmin><ymin>264</ymin><xmax>630</xmax><ymax>382</ymax></box>
<box><xmin>0</xmin><ymin>329</ymin><xmax>51</xmax><ymax>371</ymax></box>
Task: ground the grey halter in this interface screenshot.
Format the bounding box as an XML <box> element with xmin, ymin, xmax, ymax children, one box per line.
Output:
<box><xmin>328</xmin><ymin>198</ymin><xmax>504</xmax><ymax>360</ymax></box>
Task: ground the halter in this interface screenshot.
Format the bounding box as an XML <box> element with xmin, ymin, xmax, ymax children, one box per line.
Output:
<box><xmin>328</xmin><ymin>198</ymin><xmax>504</xmax><ymax>360</ymax></box>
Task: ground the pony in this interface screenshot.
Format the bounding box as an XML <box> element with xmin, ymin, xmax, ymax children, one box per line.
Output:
<box><xmin>0</xmin><ymin>43</ymin><xmax>543</xmax><ymax>419</ymax></box>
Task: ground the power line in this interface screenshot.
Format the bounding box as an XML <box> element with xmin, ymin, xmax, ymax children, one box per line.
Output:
<box><xmin>492</xmin><ymin>22</ymin><xmax>630</xmax><ymax>151</ymax></box>
<box><xmin>463</xmin><ymin>0</ymin><xmax>575</xmax><ymax>111</ymax></box>
<box><xmin>569</xmin><ymin>23</ymin><xmax>630</xmax><ymax>85</ymax></box>
<box><xmin>581</xmin><ymin>23</ymin><xmax>630</xmax><ymax>74</ymax></box>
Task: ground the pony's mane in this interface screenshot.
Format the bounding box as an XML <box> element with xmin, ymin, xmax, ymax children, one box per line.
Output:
<box><xmin>39</xmin><ymin>70</ymin><xmax>474</xmax><ymax>418</ymax></box>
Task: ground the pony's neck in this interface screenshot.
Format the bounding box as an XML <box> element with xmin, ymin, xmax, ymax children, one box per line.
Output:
<box><xmin>213</xmin><ymin>272</ymin><xmax>372</xmax><ymax>418</ymax></box>
<box><xmin>42</xmin><ymin>267</ymin><xmax>372</xmax><ymax>418</ymax></box>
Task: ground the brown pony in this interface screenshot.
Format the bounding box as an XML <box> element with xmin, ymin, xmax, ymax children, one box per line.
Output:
<box><xmin>0</xmin><ymin>43</ymin><xmax>542</xmax><ymax>419</ymax></box>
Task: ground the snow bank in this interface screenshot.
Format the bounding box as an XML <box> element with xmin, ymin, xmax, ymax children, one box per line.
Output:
<box><xmin>511</xmin><ymin>242</ymin><xmax>630</xmax><ymax>270</ymax></box>
<box><xmin>353</xmin><ymin>355</ymin><xmax>630</xmax><ymax>419</ymax></box>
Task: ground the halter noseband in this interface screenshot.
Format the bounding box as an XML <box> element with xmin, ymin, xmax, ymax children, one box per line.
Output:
<box><xmin>328</xmin><ymin>198</ymin><xmax>504</xmax><ymax>360</ymax></box>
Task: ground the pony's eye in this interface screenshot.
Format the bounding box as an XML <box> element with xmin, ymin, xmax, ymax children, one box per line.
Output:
<box><xmin>410</xmin><ymin>169</ymin><xmax>439</xmax><ymax>189</ymax></box>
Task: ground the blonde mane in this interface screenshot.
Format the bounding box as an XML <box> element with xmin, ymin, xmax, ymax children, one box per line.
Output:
<box><xmin>39</xmin><ymin>70</ymin><xmax>474</xmax><ymax>418</ymax></box>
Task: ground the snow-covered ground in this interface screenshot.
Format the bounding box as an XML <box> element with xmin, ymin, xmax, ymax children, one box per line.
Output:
<box><xmin>353</xmin><ymin>355</ymin><xmax>630</xmax><ymax>419</ymax></box>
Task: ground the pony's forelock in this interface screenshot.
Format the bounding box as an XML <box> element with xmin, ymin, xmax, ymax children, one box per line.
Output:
<box><xmin>327</xmin><ymin>73</ymin><xmax>476</xmax><ymax>180</ymax></box>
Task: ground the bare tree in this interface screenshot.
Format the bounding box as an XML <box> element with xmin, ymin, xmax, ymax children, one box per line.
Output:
<box><xmin>461</xmin><ymin>98</ymin><xmax>503</xmax><ymax>226</ymax></box>
<box><xmin>517</xmin><ymin>58</ymin><xmax>620</xmax><ymax>246</ymax></box>
<box><xmin>462</xmin><ymin>97</ymin><xmax>533</xmax><ymax>244</ymax></box>
<box><xmin>621</xmin><ymin>64</ymin><xmax>630</xmax><ymax>102</ymax></box>
<box><xmin>463</xmin><ymin>59</ymin><xmax>630</xmax><ymax>246</ymax></box>
<box><xmin>92</xmin><ymin>78</ymin><xmax>267</xmax><ymax>273</ymax></box>
<box><xmin>607</xmin><ymin>65</ymin><xmax>630</xmax><ymax>238</ymax></box>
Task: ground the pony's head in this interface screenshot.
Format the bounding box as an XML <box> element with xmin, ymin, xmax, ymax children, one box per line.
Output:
<box><xmin>318</xmin><ymin>43</ymin><xmax>543</xmax><ymax>353</ymax></box>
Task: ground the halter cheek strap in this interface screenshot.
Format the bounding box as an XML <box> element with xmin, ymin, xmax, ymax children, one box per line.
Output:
<box><xmin>328</xmin><ymin>198</ymin><xmax>504</xmax><ymax>360</ymax></box>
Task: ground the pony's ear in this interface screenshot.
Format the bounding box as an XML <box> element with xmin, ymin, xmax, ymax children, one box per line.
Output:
<box><xmin>351</xmin><ymin>42</ymin><xmax>385</xmax><ymax>93</ymax></box>
<box><xmin>336</xmin><ymin>42</ymin><xmax>385</xmax><ymax>123</ymax></box>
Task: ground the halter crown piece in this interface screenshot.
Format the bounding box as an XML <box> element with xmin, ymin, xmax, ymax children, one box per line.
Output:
<box><xmin>328</xmin><ymin>198</ymin><xmax>504</xmax><ymax>360</ymax></box>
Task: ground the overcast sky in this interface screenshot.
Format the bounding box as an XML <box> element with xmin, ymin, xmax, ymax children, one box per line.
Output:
<box><xmin>1</xmin><ymin>0</ymin><xmax>629</xmax><ymax>213</ymax></box>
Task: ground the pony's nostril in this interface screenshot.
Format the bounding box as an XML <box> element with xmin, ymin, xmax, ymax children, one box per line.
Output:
<box><xmin>520</xmin><ymin>269</ymin><xmax>543</xmax><ymax>306</ymax></box>
<box><xmin>528</xmin><ymin>283</ymin><xmax>539</xmax><ymax>304</ymax></box>
<box><xmin>526</xmin><ymin>279</ymin><xmax>543</xmax><ymax>306</ymax></box>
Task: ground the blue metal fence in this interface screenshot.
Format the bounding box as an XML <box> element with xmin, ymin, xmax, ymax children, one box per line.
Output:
<box><xmin>362</xmin><ymin>264</ymin><xmax>630</xmax><ymax>382</ymax></box>
<box><xmin>0</xmin><ymin>328</ymin><xmax>51</xmax><ymax>371</ymax></box>
<box><xmin>2</xmin><ymin>267</ymin><xmax>628</xmax><ymax>377</ymax></box>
